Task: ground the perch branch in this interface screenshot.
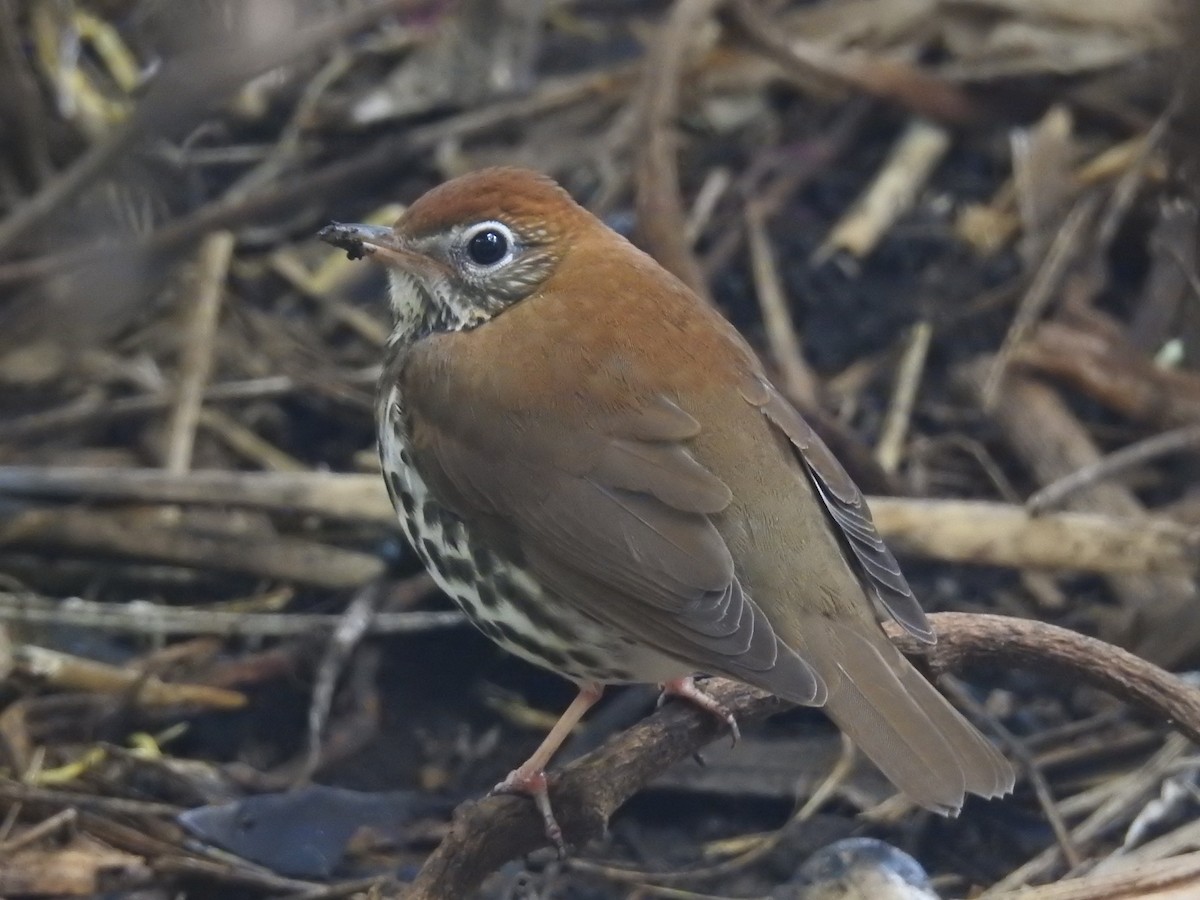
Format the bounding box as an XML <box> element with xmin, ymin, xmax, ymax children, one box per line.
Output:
<box><xmin>399</xmin><ymin>613</ymin><xmax>1200</xmax><ymax>899</ymax></box>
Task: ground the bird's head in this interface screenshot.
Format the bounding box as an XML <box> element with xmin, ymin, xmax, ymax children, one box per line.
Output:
<box><xmin>319</xmin><ymin>167</ymin><xmax>588</xmax><ymax>344</ymax></box>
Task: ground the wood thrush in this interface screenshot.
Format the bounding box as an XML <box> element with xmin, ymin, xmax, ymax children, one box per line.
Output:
<box><xmin>319</xmin><ymin>167</ymin><xmax>1014</xmax><ymax>852</ymax></box>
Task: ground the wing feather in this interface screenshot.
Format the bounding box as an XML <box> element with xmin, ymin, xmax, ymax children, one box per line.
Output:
<box><xmin>746</xmin><ymin>377</ymin><xmax>935</xmax><ymax>644</ymax></box>
<box><xmin>401</xmin><ymin>351</ymin><xmax>824</xmax><ymax>703</ymax></box>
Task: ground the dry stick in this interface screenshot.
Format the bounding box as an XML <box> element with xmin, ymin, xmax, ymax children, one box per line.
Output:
<box><xmin>745</xmin><ymin>200</ymin><xmax>820</xmax><ymax>408</ymax></box>
<box><xmin>814</xmin><ymin>119</ymin><xmax>952</xmax><ymax>263</ymax></box>
<box><xmin>0</xmin><ymin>62</ymin><xmax>639</xmax><ymax>288</ymax></box>
<box><xmin>0</xmin><ymin>374</ymin><xmax>366</xmax><ymax>443</ymax></box>
<box><xmin>702</xmin><ymin>99</ymin><xmax>870</xmax><ymax>279</ymax></box>
<box><xmin>0</xmin><ymin>0</ymin><xmax>417</xmax><ymax>255</ymax></box>
<box><xmin>0</xmin><ymin>808</ymin><xmax>76</xmax><ymax>858</ymax></box>
<box><xmin>0</xmin><ymin>507</ymin><xmax>385</xmax><ymax>589</ymax></box>
<box><xmin>867</xmin><ymin>498</ymin><xmax>1198</xmax><ymax>577</ymax></box>
<box><xmin>958</xmin><ymin>359</ymin><xmax>1200</xmax><ymax>668</ymax></box>
<box><xmin>1014</xmin><ymin>319</ymin><xmax>1200</xmax><ymax>428</ymax></box>
<box><xmin>165</xmin><ymin>232</ymin><xmax>234</xmax><ymax>474</ymax></box>
<box><xmin>0</xmin><ymin>468</ymin><xmax>1195</xmax><ymax>576</ymax></box>
<box><xmin>1095</xmin><ymin>814</ymin><xmax>1200</xmax><ymax>873</ymax></box>
<box><xmin>684</xmin><ymin>167</ymin><xmax>733</xmax><ymax>245</ymax></box>
<box><xmin>983</xmin><ymin>734</ymin><xmax>1195</xmax><ymax>894</ymax></box>
<box><xmin>987</xmin><ymin>849</ymin><xmax>1200</xmax><ymax>900</ymax></box>
<box><xmin>632</xmin><ymin>0</ymin><xmax>725</xmax><ymax>301</ymax></box>
<box><xmin>982</xmin><ymin>193</ymin><xmax>1102</xmax><ymax>406</ymax></box>
<box><xmin>0</xmin><ymin>585</ymin><xmax>454</xmax><ymax>638</ymax></box>
<box><xmin>197</xmin><ymin>408</ymin><xmax>309</xmax><ymax>472</ymax></box>
<box><xmin>400</xmin><ymin>613</ymin><xmax>1200</xmax><ymax>900</ymax></box>
<box><xmin>1027</xmin><ymin>422</ymin><xmax>1200</xmax><ymax>513</ymax></box>
<box><xmin>941</xmin><ymin>677</ymin><xmax>1081</xmax><ymax>869</ymax></box>
<box><xmin>875</xmin><ymin>320</ymin><xmax>933</xmax><ymax>475</ymax></box>
<box><xmin>297</xmin><ymin>583</ymin><xmax>382</xmax><ymax>785</ymax></box>
<box><xmin>726</xmin><ymin>0</ymin><xmax>976</xmax><ymax>124</ymax></box>
<box><xmin>12</xmin><ymin>644</ymin><xmax>245</xmax><ymax>709</ymax></box>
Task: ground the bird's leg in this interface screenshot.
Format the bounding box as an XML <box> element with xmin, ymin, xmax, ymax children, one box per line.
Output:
<box><xmin>658</xmin><ymin>676</ymin><xmax>741</xmax><ymax>746</ymax></box>
<box><xmin>491</xmin><ymin>681</ymin><xmax>603</xmax><ymax>855</ymax></box>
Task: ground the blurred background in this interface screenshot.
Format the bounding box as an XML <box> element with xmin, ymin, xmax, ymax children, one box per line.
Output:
<box><xmin>0</xmin><ymin>1</ymin><xmax>1198</xmax><ymax>897</ymax></box>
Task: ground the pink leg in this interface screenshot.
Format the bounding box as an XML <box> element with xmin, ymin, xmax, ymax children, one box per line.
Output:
<box><xmin>491</xmin><ymin>682</ymin><xmax>603</xmax><ymax>855</ymax></box>
<box><xmin>658</xmin><ymin>676</ymin><xmax>741</xmax><ymax>746</ymax></box>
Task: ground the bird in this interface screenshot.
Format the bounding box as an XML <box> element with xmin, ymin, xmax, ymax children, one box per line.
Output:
<box><xmin>318</xmin><ymin>167</ymin><xmax>1014</xmax><ymax>852</ymax></box>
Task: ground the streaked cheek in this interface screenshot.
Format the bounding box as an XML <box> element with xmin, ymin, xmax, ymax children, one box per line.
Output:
<box><xmin>388</xmin><ymin>269</ymin><xmax>425</xmax><ymax>330</ymax></box>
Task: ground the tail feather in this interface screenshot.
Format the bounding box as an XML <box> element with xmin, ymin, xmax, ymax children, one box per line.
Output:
<box><xmin>793</xmin><ymin>618</ymin><xmax>1014</xmax><ymax>813</ymax></box>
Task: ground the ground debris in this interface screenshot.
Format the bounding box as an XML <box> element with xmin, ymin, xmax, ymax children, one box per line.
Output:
<box><xmin>0</xmin><ymin>1</ymin><xmax>1197</xmax><ymax>897</ymax></box>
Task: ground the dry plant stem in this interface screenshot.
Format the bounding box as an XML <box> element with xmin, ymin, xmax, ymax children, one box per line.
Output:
<box><xmin>0</xmin><ymin>782</ymin><xmax>181</xmax><ymax>818</ymax></box>
<box><xmin>959</xmin><ymin>359</ymin><xmax>1200</xmax><ymax>667</ymax></box>
<box><xmin>987</xmin><ymin>849</ymin><xmax>1200</xmax><ymax>900</ymax></box>
<box><xmin>0</xmin><ymin>62</ymin><xmax>641</xmax><ymax>288</ymax></box>
<box><xmin>632</xmin><ymin>0</ymin><xmax>723</xmax><ymax>300</ymax></box>
<box><xmin>165</xmin><ymin>232</ymin><xmax>234</xmax><ymax>473</ymax></box>
<box><xmin>725</xmin><ymin>0</ymin><xmax>974</xmax><ymax>122</ymax></box>
<box><xmin>0</xmin><ymin>507</ymin><xmax>385</xmax><ymax>588</ymax></box>
<box><xmin>0</xmin><ymin>468</ymin><xmax>1195</xmax><ymax>576</ymax></box>
<box><xmin>197</xmin><ymin>408</ymin><xmax>309</xmax><ymax>472</ymax></box>
<box><xmin>151</xmin><ymin>856</ymin><xmax>321</xmax><ymax>894</ymax></box>
<box><xmin>13</xmin><ymin>643</ymin><xmax>245</xmax><ymax>709</ymax></box>
<box><xmin>702</xmin><ymin>99</ymin><xmax>869</xmax><ymax>278</ymax></box>
<box><xmin>745</xmin><ymin>200</ymin><xmax>820</xmax><ymax>408</ymax></box>
<box><xmin>941</xmin><ymin>677</ymin><xmax>1080</xmax><ymax>868</ymax></box>
<box><xmin>875</xmin><ymin>320</ymin><xmax>933</xmax><ymax>475</ymax></box>
<box><xmin>0</xmin><ymin>585</ymin><xmax>451</xmax><ymax>638</ymax></box>
<box><xmin>982</xmin><ymin>193</ymin><xmax>1102</xmax><ymax>406</ymax></box>
<box><xmin>0</xmin><ymin>0</ymin><xmax>417</xmax><ymax>255</ymax></box>
<box><xmin>0</xmin><ymin>808</ymin><xmax>76</xmax><ymax>858</ymax></box>
<box><xmin>401</xmin><ymin>613</ymin><xmax>1200</xmax><ymax>900</ymax></box>
<box><xmin>984</xmin><ymin>734</ymin><xmax>1194</xmax><ymax>894</ymax></box>
<box><xmin>297</xmin><ymin>583</ymin><xmax>382</xmax><ymax>785</ymax></box>
<box><xmin>0</xmin><ymin>373</ymin><xmax>376</xmax><ymax>443</ymax></box>
<box><xmin>815</xmin><ymin>119</ymin><xmax>952</xmax><ymax>262</ymax></box>
<box><xmin>868</xmin><ymin>497</ymin><xmax>1199</xmax><ymax>577</ymax></box>
<box><xmin>1015</xmin><ymin>320</ymin><xmax>1200</xmax><ymax>428</ymax></box>
<box><xmin>1098</xmin><ymin>816</ymin><xmax>1200</xmax><ymax>871</ymax></box>
<box><xmin>0</xmin><ymin>1</ymin><xmax>51</xmax><ymax>185</ymax></box>
<box><xmin>1027</xmin><ymin>422</ymin><xmax>1200</xmax><ymax>513</ymax></box>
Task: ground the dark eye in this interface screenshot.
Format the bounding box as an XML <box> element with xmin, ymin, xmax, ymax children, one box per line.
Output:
<box><xmin>467</xmin><ymin>228</ymin><xmax>508</xmax><ymax>266</ymax></box>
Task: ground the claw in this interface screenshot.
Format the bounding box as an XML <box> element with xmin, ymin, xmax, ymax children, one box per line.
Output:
<box><xmin>491</xmin><ymin>767</ymin><xmax>566</xmax><ymax>857</ymax></box>
<box><xmin>659</xmin><ymin>676</ymin><xmax>741</xmax><ymax>747</ymax></box>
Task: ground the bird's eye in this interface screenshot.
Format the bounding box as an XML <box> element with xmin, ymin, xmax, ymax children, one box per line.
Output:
<box><xmin>463</xmin><ymin>223</ymin><xmax>512</xmax><ymax>268</ymax></box>
<box><xmin>467</xmin><ymin>228</ymin><xmax>508</xmax><ymax>266</ymax></box>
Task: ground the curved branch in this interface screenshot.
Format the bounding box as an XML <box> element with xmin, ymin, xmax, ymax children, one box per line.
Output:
<box><xmin>400</xmin><ymin>613</ymin><xmax>1200</xmax><ymax>899</ymax></box>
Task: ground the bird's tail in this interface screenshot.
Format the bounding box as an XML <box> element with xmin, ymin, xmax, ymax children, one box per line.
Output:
<box><xmin>792</xmin><ymin>616</ymin><xmax>1013</xmax><ymax>813</ymax></box>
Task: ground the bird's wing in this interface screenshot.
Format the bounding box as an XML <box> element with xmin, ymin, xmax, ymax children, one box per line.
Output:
<box><xmin>743</xmin><ymin>375</ymin><xmax>934</xmax><ymax>643</ymax></box>
<box><xmin>397</xmin><ymin>344</ymin><xmax>825</xmax><ymax>705</ymax></box>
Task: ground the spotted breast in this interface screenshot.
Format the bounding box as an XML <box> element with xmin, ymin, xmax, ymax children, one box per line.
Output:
<box><xmin>377</xmin><ymin>382</ymin><xmax>681</xmax><ymax>686</ymax></box>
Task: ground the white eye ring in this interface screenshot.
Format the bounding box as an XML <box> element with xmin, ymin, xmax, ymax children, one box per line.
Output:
<box><xmin>461</xmin><ymin>220</ymin><xmax>516</xmax><ymax>271</ymax></box>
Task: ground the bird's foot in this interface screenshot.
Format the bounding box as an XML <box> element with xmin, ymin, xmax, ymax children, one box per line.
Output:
<box><xmin>491</xmin><ymin>766</ymin><xmax>566</xmax><ymax>857</ymax></box>
<box><xmin>658</xmin><ymin>676</ymin><xmax>741</xmax><ymax>746</ymax></box>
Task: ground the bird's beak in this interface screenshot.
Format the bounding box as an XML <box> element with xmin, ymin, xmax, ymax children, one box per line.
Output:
<box><xmin>317</xmin><ymin>222</ymin><xmax>440</xmax><ymax>277</ymax></box>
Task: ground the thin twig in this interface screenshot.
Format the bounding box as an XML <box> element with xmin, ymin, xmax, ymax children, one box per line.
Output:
<box><xmin>296</xmin><ymin>582</ymin><xmax>383</xmax><ymax>785</ymax></box>
<box><xmin>745</xmin><ymin>199</ymin><xmax>819</xmax><ymax>408</ymax></box>
<box><xmin>875</xmin><ymin>320</ymin><xmax>933</xmax><ymax>475</ymax></box>
<box><xmin>165</xmin><ymin>231</ymin><xmax>234</xmax><ymax>474</ymax></box>
<box><xmin>0</xmin><ymin>0</ymin><xmax>417</xmax><ymax>254</ymax></box>
<box><xmin>633</xmin><ymin>0</ymin><xmax>724</xmax><ymax>300</ymax></box>
<box><xmin>981</xmin><ymin>193</ymin><xmax>1102</xmax><ymax>406</ymax></box>
<box><xmin>0</xmin><ymin>590</ymin><xmax>452</xmax><ymax>637</ymax></box>
<box><xmin>1026</xmin><ymin>423</ymin><xmax>1200</xmax><ymax>513</ymax></box>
